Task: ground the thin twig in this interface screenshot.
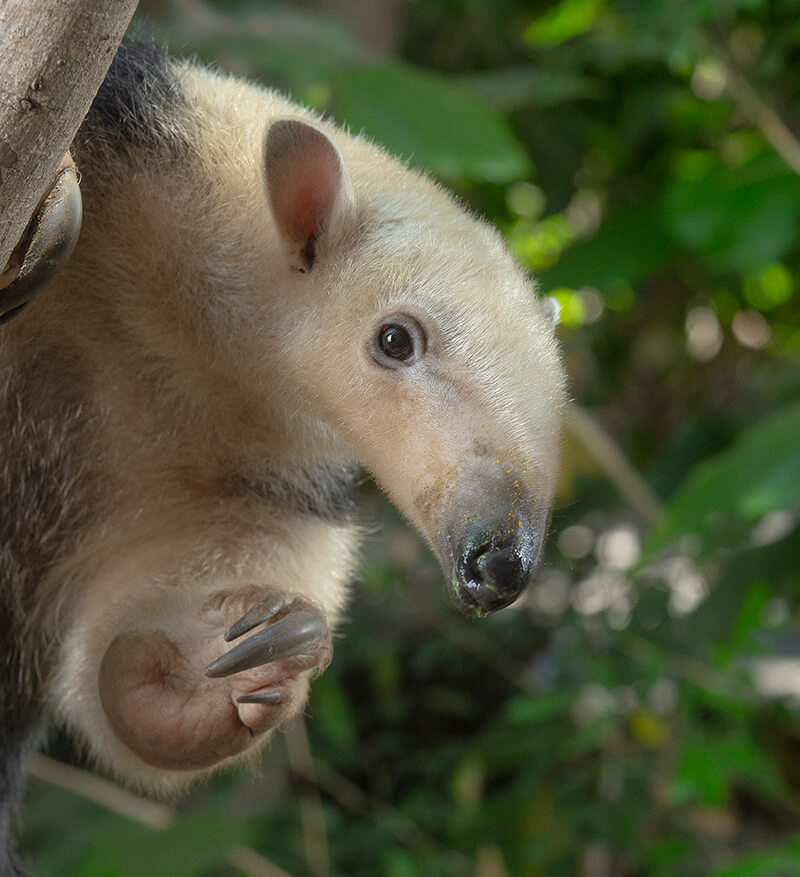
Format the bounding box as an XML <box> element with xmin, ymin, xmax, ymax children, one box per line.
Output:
<box><xmin>565</xmin><ymin>402</ymin><xmax>664</xmax><ymax>527</ymax></box>
<box><xmin>284</xmin><ymin>717</ymin><xmax>330</xmax><ymax>877</ymax></box>
<box><xmin>621</xmin><ymin>631</ymin><xmax>755</xmax><ymax>705</ymax></box>
<box><xmin>226</xmin><ymin>845</ymin><xmax>296</xmax><ymax>877</ymax></box>
<box><xmin>26</xmin><ymin>753</ymin><xmax>175</xmax><ymax>830</ymax></box>
<box><xmin>722</xmin><ymin>66</ymin><xmax>800</xmax><ymax>177</ymax></box>
<box><xmin>28</xmin><ymin>753</ymin><xmax>295</xmax><ymax>876</ymax></box>
<box><xmin>293</xmin><ymin>758</ymin><xmax>473</xmax><ymax>874</ymax></box>
<box><xmin>703</xmin><ymin>30</ymin><xmax>800</xmax><ymax>178</ymax></box>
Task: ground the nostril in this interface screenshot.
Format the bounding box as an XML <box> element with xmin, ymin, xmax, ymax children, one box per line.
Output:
<box><xmin>468</xmin><ymin>544</ymin><xmax>522</xmax><ymax>589</ymax></box>
<box><xmin>467</xmin><ymin>542</ymin><xmax>492</xmax><ymax>583</ymax></box>
<box><xmin>469</xmin><ymin>545</ymin><xmax>524</xmax><ymax>600</ymax></box>
<box><xmin>458</xmin><ymin>538</ymin><xmax>530</xmax><ymax>613</ymax></box>
<box><xmin>451</xmin><ymin>519</ymin><xmax>546</xmax><ymax>616</ymax></box>
<box><xmin>478</xmin><ymin>547</ymin><xmax>524</xmax><ymax>591</ymax></box>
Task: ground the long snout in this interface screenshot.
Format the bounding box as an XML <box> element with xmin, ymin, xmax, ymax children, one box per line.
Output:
<box><xmin>380</xmin><ymin>433</ymin><xmax>559</xmax><ymax>618</ymax></box>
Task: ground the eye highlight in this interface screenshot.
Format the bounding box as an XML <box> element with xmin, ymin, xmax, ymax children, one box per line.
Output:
<box><xmin>371</xmin><ymin>316</ymin><xmax>425</xmax><ymax>368</ymax></box>
<box><xmin>379</xmin><ymin>325</ymin><xmax>413</xmax><ymax>360</ymax></box>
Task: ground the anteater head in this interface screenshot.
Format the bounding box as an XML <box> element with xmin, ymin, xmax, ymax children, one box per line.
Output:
<box><xmin>258</xmin><ymin>117</ymin><xmax>566</xmax><ymax>617</ymax></box>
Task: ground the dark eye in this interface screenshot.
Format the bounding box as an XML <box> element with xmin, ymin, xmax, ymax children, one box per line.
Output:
<box><xmin>379</xmin><ymin>324</ymin><xmax>414</xmax><ymax>362</ymax></box>
<box><xmin>370</xmin><ymin>315</ymin><xmax>426</xmax><ymax>369</ymax></box>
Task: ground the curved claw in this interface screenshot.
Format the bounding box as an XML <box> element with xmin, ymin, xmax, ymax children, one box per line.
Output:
<box><xmin>237</xmin><ymin>689</ymin><xmax>284</xmax><ymax>705</ymax></box>
<box><xmin>224</xmin><ymin>592</ymin><xmax>288</xmax><ymax>642</ymax></box>
<box><xmin>0</xmin><ymin>160</ymin><xmax>82</xmax><ymax>324</ymax></box>
<box><xmin>205</xmin><ymin>609</ymin><xmax>327</xmax><ymax>678</ymax></box>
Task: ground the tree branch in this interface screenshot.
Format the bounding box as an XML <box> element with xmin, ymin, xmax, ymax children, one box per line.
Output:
<box><xmin>0</xmin><ymin>0</ymin><xmax>139</xmax><ymax>271</ymax></box>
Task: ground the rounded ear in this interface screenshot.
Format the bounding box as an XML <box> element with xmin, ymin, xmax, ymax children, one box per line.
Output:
<box><xmin>540</xmin><ymin>295</ymin><xmax>562</xmax><ymax>328</ymax></box>
<box><xmin>264</xmin><ymin>119</ymin><xmax>354</xmax><ymax>272</ymax></box>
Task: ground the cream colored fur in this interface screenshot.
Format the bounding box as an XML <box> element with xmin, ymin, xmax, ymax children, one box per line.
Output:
<box><xmin>4</xmin><ymin>59</ymin><xmax>565</xmax><ymax>793</ymax></box>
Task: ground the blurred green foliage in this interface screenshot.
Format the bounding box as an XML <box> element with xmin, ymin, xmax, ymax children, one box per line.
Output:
<box><xmin>18</xmin><ymin>0</ymin><xmax>800</xmax><ymax>875</ymax></box>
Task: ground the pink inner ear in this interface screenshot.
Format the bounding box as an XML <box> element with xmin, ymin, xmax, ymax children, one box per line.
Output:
<box><xmin>291</xmin><ymin>183</ymin><xmax>331</xmax><ymax>244</ymax></box>
<box><xmin>288</xmin><ymin>156</ymin><xmax>340</xmax><ymax>245</ymax></box>
<box><xmin>266</xmin><ymin>121</ymin><xmax>345</xmax><ymax>257</ymax></box>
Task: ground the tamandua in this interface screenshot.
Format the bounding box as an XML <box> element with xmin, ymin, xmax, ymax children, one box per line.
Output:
<box><xmin>0</xmin><ymin>42</ymin><xmax>565</xmax><ymax>873</ymax></box>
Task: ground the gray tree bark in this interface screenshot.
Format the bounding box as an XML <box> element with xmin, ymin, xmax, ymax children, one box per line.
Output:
<box><xmin>0</xmin><ymin>0</ymin><xmax>139</xmax><ymax>272</ymax></box>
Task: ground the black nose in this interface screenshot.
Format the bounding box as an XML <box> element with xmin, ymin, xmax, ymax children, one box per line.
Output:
<box><xmin>455</xmin><ymin>535</ymin><xmax>532</xmax><ymax>615</ymax></box>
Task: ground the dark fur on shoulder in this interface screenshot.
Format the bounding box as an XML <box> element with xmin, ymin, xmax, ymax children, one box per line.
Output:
<box><xmin>237</xmin><ymin>464</ymin><xmax>358</xmax><ymax>522</ymax></box>
<box><xmin>77</xmin><ymin>41</ymin><xmax>188</xmax><ymax>154</ymax></box>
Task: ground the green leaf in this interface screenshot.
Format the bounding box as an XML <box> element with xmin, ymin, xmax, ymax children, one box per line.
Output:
<box><xmin>539</xmin><ymin>202</ymin><xmax>673</xmax><ymax>293</ymax></box>
<box><xmin>673</xmin><ymin>720</ymin><xmax>783</xmax><ymax>808</ymax></box>
<box><xmin>661</xmin><ymin>152</ymin><xmax>800</xmax><ymax>272</ymax></box>
<box><xmin>161</xmin><ymin>9</ymin><xmax>360</xmax><ymax>93</ymax></box>
<box><xmin>544</xmin><ymin>152</ymin><xmax>800</xmax><ymax>296</ymax></box>
<box><xmin>458</xmin><ymin>66</ymin><xmax>604</xmax><ymax>111</ymax></box>
<box><xmin>20</xmin><ymin>779</ymin><xmax>247</xmax><ymax>877</ymax></box>
<box><xmin>331</xmin><ymin>63</ymin><xmax>532</xmax><ymax>182</ymax></box>
<box><xmin>648</xmin><ymin>401</ymin><xmax>800</xmax><ymax>553</ymax></box>
<box><xmin>310</xmin><ymin>673</ymin><xmax>358</xmax><ymax>752</ymax></box>
<box><xmin>503</xmin><ymin>689</ymin><xmax>577</xmax><ymax>725</ymax></box>
<box><xmin>524</xmin><ymin>0</ymin><xmax>607</xmax><ymax>47</ymax></box>
<box><xmin>382</xmin><ymin>848</ymin><xmax>420</xmax><ymax>877</ymax></box>
<box><xmin>77</xmin><ymin>814</ymin><xmax>245</xmax><ymax>877</ymax></box>
<box><xmin>710</xmin><ymin>836</ymin><xmax>800</xmax><ymax>877</ymax></box>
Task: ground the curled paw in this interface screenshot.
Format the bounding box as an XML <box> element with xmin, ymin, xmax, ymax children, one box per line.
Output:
<box><xmin>98</xmin><ymin>588</ymin><xmax>331</xmax><ymax>771</ymax></box>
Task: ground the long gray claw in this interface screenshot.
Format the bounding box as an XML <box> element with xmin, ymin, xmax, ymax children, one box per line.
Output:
<box><xmin>0</xmin><ymin>166</ymin><xmax>82</xmax><ymax>324</ymax></box>
<box><xmin>205</xmin><ymin>609</ymin><xmax>327</xmax><ymax>678</ymax></box>
<box><xmin>237</xmin><ymin>689</ymin><xmax>284</xmax><ymax>705</ymax></box>
<box><xmin>224</xmin><ymin>592</ymin><xmax>288</xmax><ymax>642</ymax></box>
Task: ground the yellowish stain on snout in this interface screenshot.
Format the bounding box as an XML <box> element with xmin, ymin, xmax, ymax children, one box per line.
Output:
<box><xmin>411</xmin><ymin>438</ymin><xmax>546</xmax><ymax>560</ymax></box>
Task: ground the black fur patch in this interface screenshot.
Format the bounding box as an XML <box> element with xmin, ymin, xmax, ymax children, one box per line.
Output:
<box><xmin>237</xmin><ymin>464</ymin><xmax>357</xmax><ymax>522</ymax></box>
<box><xmin>78</xmin><ymin>41</ymin><xmax>187</xmax><ymax>152</ymax></box>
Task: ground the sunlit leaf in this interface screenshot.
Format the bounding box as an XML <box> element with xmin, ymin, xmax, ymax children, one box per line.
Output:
<box><xmin>540</xmin><ymin>203</ymin><xmax>672</xmax><ymax>293</ymax></box>
<box><xmin>524</xmin><ymin>0</ymin><xmax>607</xmax><ymax>47</ymax></box>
